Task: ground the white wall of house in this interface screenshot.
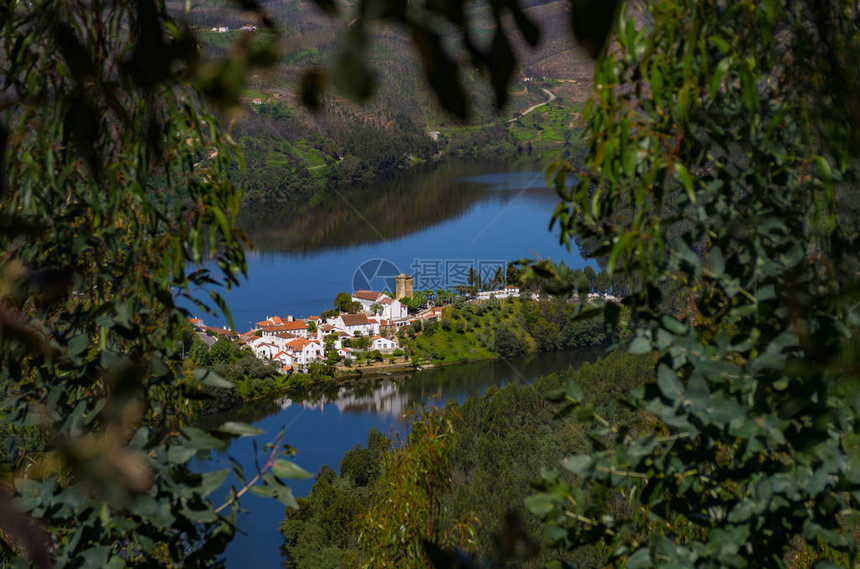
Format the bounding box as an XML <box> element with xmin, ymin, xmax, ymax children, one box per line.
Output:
<box><xmin>333</xmin><ymin>315</ymin><xmax>377</xmax><ymax>337</ymax></box>
<box><xmin>380</xmin><ymin>298</ymin><xmax>408</xmax><ymax>320</ymax></box>
<box><xmin>285</xmin><ymin>339</ymin><xmax>323</xmax><ymax>366</ymax></box>
<box><xmin>371</xmin><ymin>337</ymin><xmax>398</xmax><ymax>352</ymax></box>
<box><xmin>353</xmin><ymin>293</ymin><xmax>408</xmax><ymax>321</ymax></box>
<box><xmin>273</xmin><ymin>351</ymin><xmax>294</xmax><ymax>367</ymax></box>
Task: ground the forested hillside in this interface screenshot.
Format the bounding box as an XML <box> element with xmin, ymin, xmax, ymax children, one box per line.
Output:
<box><xmin>280</xmin><ymin>352</ymin><xmax>654</xmax><ymax>568</ymax></box>
<box><xmin>171</xmin><ymin>0</ymin><xmax>595</xmax><ymax>203</ymax></box>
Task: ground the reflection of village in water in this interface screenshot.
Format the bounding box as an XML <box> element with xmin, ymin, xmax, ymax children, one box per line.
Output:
<box><xmin>277</xmin><ymin>381</ymin><xmax>419</xmax><ymax>417</ymax></box>
<box><xmin>273</xmin><ymin>345</ymin><xmax>608</xmax><ymax>421</ymax></box>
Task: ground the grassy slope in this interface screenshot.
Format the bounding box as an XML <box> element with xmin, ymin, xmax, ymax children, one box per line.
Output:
<box><xmin>401</xmin><ymin>297</ymin><xmax>613</xmax><ymax>365</ymax></box>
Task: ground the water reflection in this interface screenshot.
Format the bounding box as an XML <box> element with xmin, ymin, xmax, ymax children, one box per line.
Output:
<box><xmin>209</xmin><ymin>348</ymin><xmax>604</xmax><ymax>569</ymax></box>
<box><xmin>259</xmin><ymin>348</ymin><xmax>604</xmax><ymax>422</ymax></box>
<box><xmin>238</xmin><ymin>158</ymin><xmax>560</xmax><ymax>254</ymax></box>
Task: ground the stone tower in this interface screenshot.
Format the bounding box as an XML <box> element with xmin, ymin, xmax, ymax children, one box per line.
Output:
<box><xmin>395</xmin><ymin>273</ymin><xmax>414</xmax><ymax>300</ymax></box>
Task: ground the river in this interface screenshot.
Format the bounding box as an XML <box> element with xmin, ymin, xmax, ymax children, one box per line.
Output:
<box><xmin>193</xmin><ymin>159</ymin><xmax>590</xmax><ymax>331</ymax></box>
<box><xmin>199</xmin><ymin>348</ymin><xmax>602</xmax><ymax>568</ymax></box>
<box><xmin>193</xmin><ymin>158</ymin><xmax>595</xmax><ymax>567</ymax></box>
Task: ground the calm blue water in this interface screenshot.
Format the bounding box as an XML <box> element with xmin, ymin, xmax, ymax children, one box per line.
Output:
<box><xmin>197</xmin><ymin>349</ymin><xmax>601</xmax><ymax>569</ymax></box>
<box><xmin>190</xmin><ymin>164</ymin><xmax>589</xmax><ymax>331</ymax></box>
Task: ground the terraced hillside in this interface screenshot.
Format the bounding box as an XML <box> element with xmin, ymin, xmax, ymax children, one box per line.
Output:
<box><xmin>171</xmin><ymin>0</ymin><xmax>595</xmax><ymax>202</ymax></box>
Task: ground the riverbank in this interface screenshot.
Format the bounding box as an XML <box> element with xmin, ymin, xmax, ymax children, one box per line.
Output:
<box><xmin>196</xmin><ymin>293</ymin><xmax>626</xmax><ymax>416</ymax></box>
<box><xmin>201</xmin><ymin>347</ymin><xmax>609</xmax><ymax>569</ymax></box>
<box><xmin>240</xmin><ymin>86</ymin><xmax>587</xmax><ymax>207</ymax></box>
<box><xmin>198</xmin><ymin>339</ymin><xmax>612</xmax><ymax>417</ymax></box>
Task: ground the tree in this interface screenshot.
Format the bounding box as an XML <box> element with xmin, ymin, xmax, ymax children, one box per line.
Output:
<box><xmin>492</xmin><ymin>266</ymin><xmax>505</xmax><ymax>290</ymax></box>
<box><xmin>189</xmin><ymin>338</ymin><xmax>212</xmax><ymax>367</ymax></box>
<box><xmin>209</xmin><ymin>338</ymin><xmax>236</xmax><ymax>364</ymax></box>
<box><xmin>334</xmin><ymin>292</ymin><xmax>353</xmax><ymax>312</ymax></box>
<box><xmin>528</xmin><ymin>1</ymin><xmax>860</xmax><ymax>567</ymax></box>
<box><xmin>506</xmin><ymin>262</ymin><xmax>522</xmax><ymax>286</ymax></box>
<box><xmin>353</xmin><ymin>409</ymin><xmax>469</xmax><ymax>568</ymax></box>
<box><xmin>492</xmin><ymin>327</ymin><xmax>527</xmax><ymax>358</ymax></box>
<box><xmin>0</xmin><ymin>0</ymin><xmax>313</xmax><ymax>565</ymax></box>
<box><xmin>370</xmin><ymin>302</ymin><xmax>383</xmax><ymax>316</ymax></box>
<box><xmin>467</xmin><ymin>266</ymin><xmax>479</xmax><ymax>294</ymax></box>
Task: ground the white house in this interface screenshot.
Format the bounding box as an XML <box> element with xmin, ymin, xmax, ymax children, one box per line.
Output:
<box><xmin>284</xmin><ymin>338</ymin><xmax>323</xmax><ymax>367</ymax></box>
<box><xmin>249</xmin><ymin>337</ymin><xmax>280</xmax><ymax>360</ymax></box>
<box><xmin>261</xmin><ymin>320</ymin><xmax>309</xmax><ymax>339</ymax></box>
<box><xmin>336</xmin><ymin>347</ymin><xmax>353</xmax><ymax>358</ymax></box>
<box><xmin>352</xmin><ymin>290</ymin><xmax>408</xmax><ymax>320</ymax></box>
<box><xmin>334</xmin><ymin>313</ymin><xmax>378</xmax><ymax>336</ymax></box>
<box><xmin>476</xmin><ymin>285</ymin><xmax>520</xmax><ymax>301</ymax></box>
<box><xmin>272</xmin><ymin>350</ymin><xmax>295</xmax><ymax>368</ymax></box>
<box><xmin>370</xmin><ymin>336</ymin><xmax>398</xmax><ymax>352</ymax></box>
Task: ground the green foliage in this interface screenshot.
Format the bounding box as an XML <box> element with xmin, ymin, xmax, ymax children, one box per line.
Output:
<box><xmin>279</xmin><ymin>352</ymin><xmax>654</xmax><ymax>568</ymax></box>
<box><xmin>532</xmin><ymin>1</ymin><xmax>860</xmax><ymax>567</ymax></box>
<box><xmin>280</xmin><ymin>465</ymin><xmax>362</xmax><ymax>569</ymax></box>
<box><xmin>334</xmin><ymin>292</ymin><xmax>353</xmax><ymax>312</ymax></box>
<box><xmin>209</xmin><ymin>338</ymin><xmax>237</xmax><ymax>364</ymax></box>
<box><xmin>308</xmin><ymin>359</ymin><xmax>336</xmax><ymax>381</ymax></box>
<box><xmin>401</xmin><ymin>298</ymin><xmax>616</xmax><ymax>364</ymax></box>
<box><xmin>209</xmin><ymin>349</ymin><xmax>287</xmax><ymax>405</ymax></box>
<box><xmin>491</xmin><ymin>327</ymin><xmax>528</xmax><ymax>357</ymax></box>
<box><xmin>343</xmin><ymin>336</ymin><xmax>371</xmax><ymax>350</ymax></box>
<box><xmin>189</xmin><ymin>338</ymin><xmax>212</xmax><ymax>367</ymax></box>
<box><xmin>281</xmin><ymin>430</ymin><xmax>390</xmax><ymax>569</ymax></box>
<box><xmin>0</xmin><ymin>0</ymin><xmax>307</xmax><ymax>565</ymax></box>
<box><xmin>353</xmin><ymin>409</ymin><xmax>471</xmax><ymax>568</ymax></box>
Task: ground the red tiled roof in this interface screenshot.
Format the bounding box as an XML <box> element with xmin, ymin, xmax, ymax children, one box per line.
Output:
<box><xmin>286</xmin><ymin>338</ymin><xmax>319</xmax><ymax>350</ymax></box>
<box><xmin>274</xmin><ymin>332</ymin><xmax>299</xmax><ymax>339</ymax></box>
<box><xmin>256</xmin><ymin>316</ymin><xmax>285</xmax><ymax>327</ymax></box>
<box><xmin>340</xmin><ymin>313</ymin><xmax>370</xmax><ymax>326</ymax></box>
<box><xmin>353</xmin><ymin>290</ymin><xmax>383</xmax><ymax>301</ymax></box>
<box><xmin>379</xmin><ymin>297</ymin><xmax>393</xmax><ymax>305</ymax></box>
<box><xmin>205</xmin><ymin>326</ymin><xmax>236</xmax><ymax>337</ymax></box>
<box><xmin>308</xmin><ymin>315</ymin><xmax>320</xmax><ymax>320</ymax></box>
<box><xmin>263</xmin><ymin>322</ymin><xmax>307</xmax><ymax>332</ymax></box>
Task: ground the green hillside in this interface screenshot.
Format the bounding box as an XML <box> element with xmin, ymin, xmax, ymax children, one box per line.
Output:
<box><xmin>171</xmin><ymin>0</ymin><xmax>594</xmax><ymax>203</ymax></box>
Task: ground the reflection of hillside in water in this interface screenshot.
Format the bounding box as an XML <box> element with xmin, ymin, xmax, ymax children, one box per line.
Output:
<box><xmin>239</xmin><ymin>159</ymin><xmax>552</xmax><ymax>254</ymax></box>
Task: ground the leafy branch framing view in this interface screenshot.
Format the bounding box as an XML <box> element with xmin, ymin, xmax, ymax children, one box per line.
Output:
<box><xmin>0</xmin><ymin>0</ymin><xmax>858</xmax><ymax>567</ymax></box>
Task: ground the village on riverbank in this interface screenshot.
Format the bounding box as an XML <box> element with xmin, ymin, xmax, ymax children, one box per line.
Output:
<box><xmin>189</xmin><ymin>273</ymin><xmax>529</xmax><ymax>374</ymax></box>
<box><xmin>188</xmin><ymin>261</ymin><xmax>630</xmax><ymax>380</ymax></box>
